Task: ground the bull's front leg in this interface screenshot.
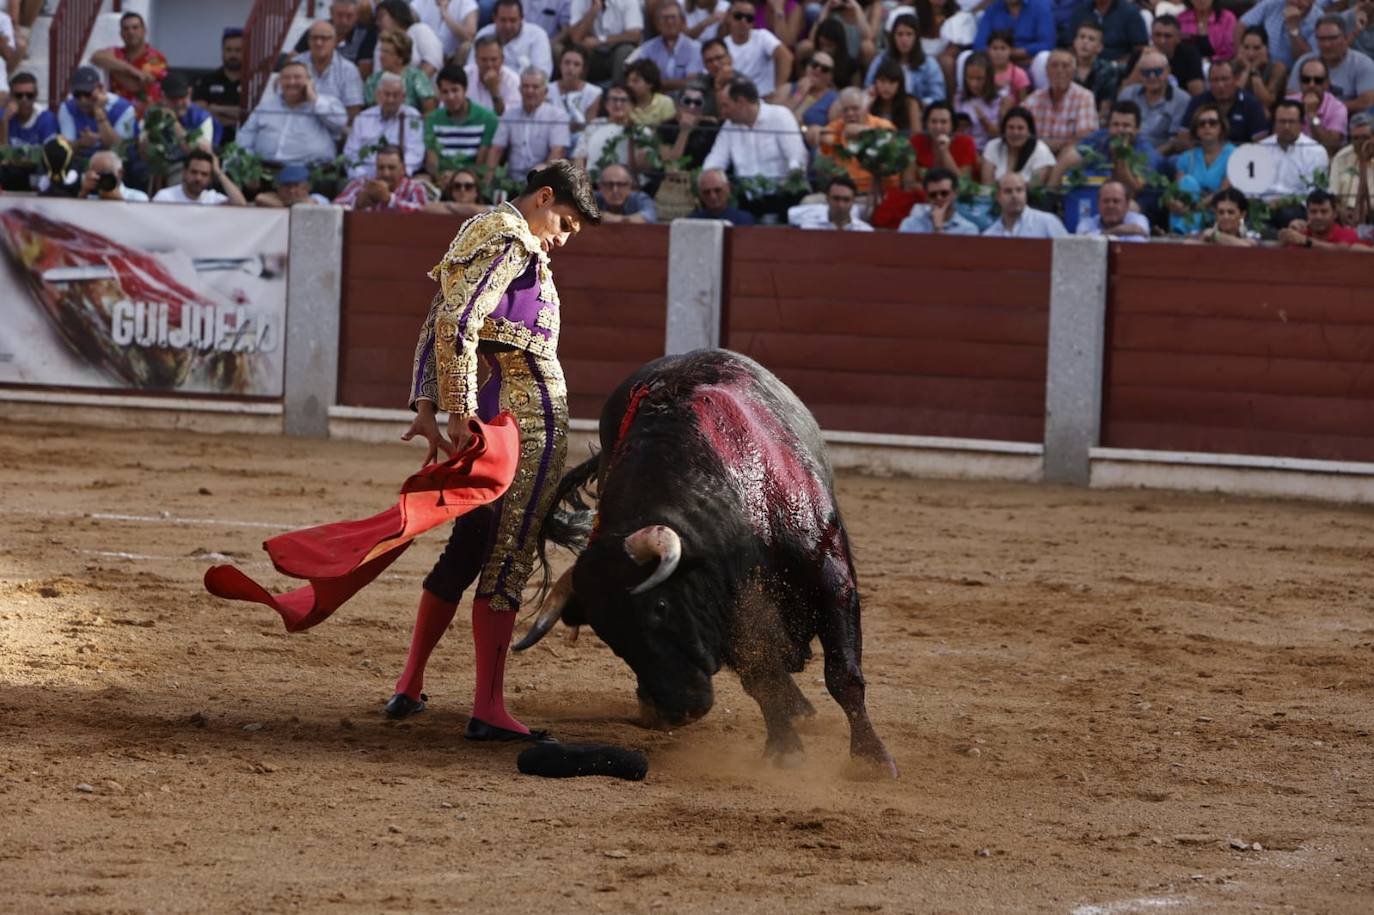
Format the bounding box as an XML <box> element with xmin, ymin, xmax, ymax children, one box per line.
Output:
<box><xmin>815</xmin><ymin>556</ymin><xmax>898</xmax><ymax>779</ymax></box>
<box><xmin>737</xmin><ymin>669</ymin><xmax>806</xmax><ymax>766</ymax></box>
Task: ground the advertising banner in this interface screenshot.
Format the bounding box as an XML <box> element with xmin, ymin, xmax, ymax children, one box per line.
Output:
<box><xmin>0</xmin><ymin>198</ymin><xmax>289</xmax><ymax>397</ymax></box>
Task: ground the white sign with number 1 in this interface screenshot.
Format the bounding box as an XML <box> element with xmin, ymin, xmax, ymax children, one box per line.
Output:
<box><xmin>1226</xmin><ymin>144</ymin><xmax>1277</xmax><ymax>196</ymax></box>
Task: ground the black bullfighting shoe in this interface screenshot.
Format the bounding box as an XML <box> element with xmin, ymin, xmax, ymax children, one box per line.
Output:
<box><xmin>463</xmin><ymin>717</ymin><xmax>554</xmax><ymax>743</ymax></box>
<box><xmin>384</xmin><ymin>692</ymin><xmax>428</xmax><ymax>720</ymax></box>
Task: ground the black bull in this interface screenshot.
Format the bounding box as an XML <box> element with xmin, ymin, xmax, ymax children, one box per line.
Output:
<box><xmin>514</xmin><ymin>350</ymin><xmax>896</xmax><ymax>776</ymax></box>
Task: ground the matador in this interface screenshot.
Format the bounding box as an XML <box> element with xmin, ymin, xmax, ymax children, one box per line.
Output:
<box><xmin>386</xmin><ymin>161</ymin><xmax>600</xmax><ymax>741</ymax></box>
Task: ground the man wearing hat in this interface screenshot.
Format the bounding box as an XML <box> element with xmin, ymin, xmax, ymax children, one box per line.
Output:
<box><xmin>140</xmin><ymin>73</ymin><xmax>217</xmax><ymax>156</ymax></box>
<box><xmin>57</xmin><ymin>66</ymin><xmax>137</xmax><ymax>169</ymax></box>
<box><xmin>254</xmin><ymin>163</ymin><xmax>331</xmax><ymax>207</ymax></box>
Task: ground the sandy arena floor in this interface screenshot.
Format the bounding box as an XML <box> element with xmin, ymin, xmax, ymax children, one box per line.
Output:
<box><xmin>0</xmin><ymin>420</ymin><xmax>1370</xmax><ymax>914</ymax></box>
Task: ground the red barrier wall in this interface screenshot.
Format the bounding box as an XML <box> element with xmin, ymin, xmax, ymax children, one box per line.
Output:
<box><xmin>723</xmin><ymin>230</ymin><xmax>1052</xmax><ymax>442</ymax></box>
<box><xmin>339</xmin><ymin>213</ymin><xmax>668</xmax><ymax>419</ymax></box>
<box><xmin>1104</xmin><ymin>245</ymin><xmax>1374</xmax><ymax>463</ymax></box>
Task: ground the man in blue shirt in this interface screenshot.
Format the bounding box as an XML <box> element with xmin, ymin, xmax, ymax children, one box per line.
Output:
<box><xmin>57</xmin><ymin>66</ymin><xmax>138</xmax><ymax>169</ymax></box>
<box><xmin>0</xmin><ymin>71</ymin><xmax>58</xmax><ymax>190</ymax></box>
<box><xmin>1178</xmin><ymin>60</ymin><xmax>1269</xmax><ymax>146</ymax></box>
<box><xmin>1065</xmin><ymin>0</ymin><xmax>1148</xmax><ymax>63</ymax></box>
<box><xmin>973</xmin><ymin>0</ymin><xmax>1058</xmax><ymax>66</ymax></box>
<box><xmin>687</xmin><ymin>168</ymin><xmax>756</xmax><ymax>225</ymax></box>
<box><xmin>1049</xmin><ymin>100</ymin><xmax>1166</xmax><ymax>192</ymax></box>
<box><xmin>899</xmin><ymin>167</ymin><xmax>980</xmax><ymax>235</ymax></box>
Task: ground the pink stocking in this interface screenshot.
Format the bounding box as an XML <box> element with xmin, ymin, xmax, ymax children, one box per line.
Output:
<box><xmin>470</xmin><ymin>597</ymin><xmax>527</xmax><ymax>733</ymax></box>
<box><xmin>393</xmin><ymin>590</ymin><xmax>458</xmax><ymax>700</ymax></box>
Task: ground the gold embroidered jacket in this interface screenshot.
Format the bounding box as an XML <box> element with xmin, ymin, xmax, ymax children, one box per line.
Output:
<box><xmin>410</xmin><ymin>204</ymin><xmax>561</xmax><ymax>415</ymax></box>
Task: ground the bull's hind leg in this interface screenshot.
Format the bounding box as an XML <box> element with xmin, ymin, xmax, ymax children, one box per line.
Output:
<box><xmin>812</xmin><ymin>539</ymin><xmax>898</xmax><ymax>779</ymax></box>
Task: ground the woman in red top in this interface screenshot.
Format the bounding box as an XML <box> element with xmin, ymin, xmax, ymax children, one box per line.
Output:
<box><xmin>909</xmin><ymin>101</ymin><xmax>978</xmax><ymax>179</ymax></box>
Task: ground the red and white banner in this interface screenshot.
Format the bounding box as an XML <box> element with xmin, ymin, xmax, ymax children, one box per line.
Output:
<box><xmin>0</xmin><ymin>198</ymin><xmax>289</xmax><ymax>397</ymax></box>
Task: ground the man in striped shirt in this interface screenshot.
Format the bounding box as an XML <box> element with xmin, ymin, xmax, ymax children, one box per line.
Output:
<box><xmin>335</xmin><ymin>145</ymin><xmax>429</xmax><ymax>210</ymax></box>
<box><xmin>425</xmin><ymin>64</ymin><xmax>499</xmax><ymax>178</ymax></box>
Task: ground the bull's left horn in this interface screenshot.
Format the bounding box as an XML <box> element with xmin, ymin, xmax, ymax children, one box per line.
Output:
<box><xmin>625</xmin><ymin>525</ymin><xmax>682</xmax><ymax>594</ymax></box>
<box><xmin>513</xmin><ymin>566</ymin><xmax>574</xmax><ymax>652</ymax></box>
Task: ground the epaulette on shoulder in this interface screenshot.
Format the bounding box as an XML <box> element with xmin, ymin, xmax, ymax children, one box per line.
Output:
<box><xmin>429</xmin><ymin>208</ymin><xmax>539</xmax><ymax>280</ymax></box>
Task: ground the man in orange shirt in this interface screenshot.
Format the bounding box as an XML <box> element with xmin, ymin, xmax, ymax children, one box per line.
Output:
<box><xmin>818</xmin><ymin>86</ymin><xmax>896</xmax><ymax>194</ymax></box>
<box><xmin>90</xmin><ymin>12</ymin><xmax>168</xmax><ymax>117</ymax></box>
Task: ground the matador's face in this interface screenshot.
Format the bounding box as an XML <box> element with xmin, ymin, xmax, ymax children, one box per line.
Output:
<box><xmin>521</xmin><ymin>189</ymin><xmax>583</xmax><ymax>252</ymax></box>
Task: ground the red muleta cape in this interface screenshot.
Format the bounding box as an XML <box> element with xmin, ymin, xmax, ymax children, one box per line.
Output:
<box><xmin>203</xmin><ymin>414</ymin><xmax>520</xmax><ymax>632</ymax></box>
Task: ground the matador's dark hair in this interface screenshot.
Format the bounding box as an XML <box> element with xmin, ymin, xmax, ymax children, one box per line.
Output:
<box><xmin>522</xmin><ymin>160</ymin><xmax>601</xmax><ymax>225</ymax></box>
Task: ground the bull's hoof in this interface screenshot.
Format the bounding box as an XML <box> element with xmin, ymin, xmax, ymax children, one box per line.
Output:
<box><xmin>767</xmin><ymin>747</ymin><xmax>807</xmax><ymax>770</ymax></box>
<box><xmin>763</xmin><ymin>731</ymin><xmax>805</xmax><ymax>769</ymax></box>
<box><xmin>384</xmin><ymin>692</ymin><xmax>427</xmax><ymax>720</ymax></box>
<box><xmin>844</xmin><ymin>748</ymin><xmax>899</xmax><ymax>781</ymax></box>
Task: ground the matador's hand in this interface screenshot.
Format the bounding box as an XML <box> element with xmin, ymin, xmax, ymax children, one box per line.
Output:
<box><xmin>446</xmin><ymin>411</ymin><xmax>476</xmax><ymax>455</ymax></box>
<box><xmin>402</xmin><ymin>401</ymin><xmax>454</xmax><ymax>466</ymax></box>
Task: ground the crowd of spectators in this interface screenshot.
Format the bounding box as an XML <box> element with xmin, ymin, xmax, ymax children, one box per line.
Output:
<box><xmin>3</xmin><ymin>0</ymin><xmax>1372</xmax><ymax>247</ymax></box>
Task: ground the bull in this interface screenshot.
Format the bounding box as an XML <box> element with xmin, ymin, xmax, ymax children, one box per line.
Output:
<box><xmin>515</xmin><ymin>350</ymin><xmax>897</xmax><ymax>777</ymax></box>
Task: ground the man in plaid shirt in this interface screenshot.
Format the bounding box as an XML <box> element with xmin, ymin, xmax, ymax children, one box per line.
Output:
<box><xmin>334</xmin><ymin>146</ymin><xmax>429</xmax><ymax>211</ymax></box>
<box><xmin>1025</xmin><ymin>49</ymin><xmax>1100</xmax><ymax>152</ymax></box>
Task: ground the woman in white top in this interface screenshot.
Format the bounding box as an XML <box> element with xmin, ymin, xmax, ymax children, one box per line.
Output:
<box><xmin>548</xmin><ymin>46</ymin><xmax>603</xmax><ymax>144</ymax></box>
<box><xmin>572</xmin><ymin>83</ymin><xmax>639</xmax><ymax>175</ymax></box>
<box><xmin>374</xmin><ymin>0</ymin><xmax>444</xmax><ymax>77</ymax></box>
<box><xmin>980</xmin><ymin>106</ymin><xmax>1055</xmax><ymax>186</ymax></box>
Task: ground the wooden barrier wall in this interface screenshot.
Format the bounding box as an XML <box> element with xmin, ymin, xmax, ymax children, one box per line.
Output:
<box><xmin>339</xmin><ymin>214</ymin><xmax>668</xmax><ymax>419</ymax></box>
<box><xmin>723</xmin><ymin>230</ymin><xmax>1052</xmax><ymax>442</ymax></box>
<box><xmin>1104</xmin><ymin>245</ymin><xmax>1374</xmax><ymax>463</ymax></box>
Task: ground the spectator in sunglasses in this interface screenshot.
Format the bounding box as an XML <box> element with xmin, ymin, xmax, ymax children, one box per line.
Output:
<box><xmin>58</xmin><ymin>66</ymin><xmax>138</xmax><ymax>170</ymax></box>
<box><xmin>780</xmin><ymin>51</ymin><xmax>839</xmax><ymax>130</ymax></box>
<box><xmin>1117</xmin><ymin>51</ymin><xmax>1191</xmax><ymax>155</ymax></box>
<box><xmin>595</xmin><ymin>161</ymin><xmax>657</xmax><ymax>223</ymax></box>
<box><xmin>1286</xmin><ymin>14</ymin><xmax>1374</xmax><ymax>117</ymax></box>
<box><xmin>658</xmin><ymin>87</ymin><xmax>720</xmax><ymax>171</ymax></box>
<box><xmin>1168</xmin><ymin>103</ymin><xmax>1235</xmax><ymax>233</ymax></box>
<box><xmin>1134</xmin><ymin>15</ymin><xmax>1203</xmax><ymax>96</ymax></box>
<box><xmin>898</xmin><ymin>167</ymin><xmax>979</xmax><ymax>235</ymax></box>
<box><xmin>0</xmin><ymin>71</ymin><xmax>57</xmax><ymax>189</ymax></box>
<box><xmin>1286</xmin><ymin>57</ymin><xmax>1348</xmax><ymax>156</ymax></box>
<box><xmin>720</xmin><ymin>0</ymin><xmax>792</xmax><ymax>100</ymax></box>
<box><xmin>1178</xmin><ymin>59</ymin><xmax>1271</xmax><ymax>149</ymax></box>
<box><xmin>424</xmin><ymin>166</ymin><xmax>492</xmax><ymax>217</ymax></box>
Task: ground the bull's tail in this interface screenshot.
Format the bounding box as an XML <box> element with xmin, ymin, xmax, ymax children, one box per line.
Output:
<box><xmin>532</xmin><ymin>452</ymin><xmax>600</xmax><ymax>602</ymax></box>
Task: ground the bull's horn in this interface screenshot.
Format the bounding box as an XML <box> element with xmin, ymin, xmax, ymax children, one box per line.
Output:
<box><xmin>513</xmin><ymin>566</ymin><xmax>574</xmax><ymax>652</ymax></box>
<box><xmin>625</xmin><ymin>525</ymin><xmax>682</xmax><ymax>594</ymax></box>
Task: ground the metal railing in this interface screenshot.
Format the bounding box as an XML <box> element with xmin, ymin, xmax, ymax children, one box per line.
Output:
<box><xmin>48</xmin><ymin>0</ymin><xmax>106</xmax><ymax>110</ymax></box>
<box><xmin>241</xmin><ymin>0</ymin><xmax>304</xmax><ymax>118</ymax></box>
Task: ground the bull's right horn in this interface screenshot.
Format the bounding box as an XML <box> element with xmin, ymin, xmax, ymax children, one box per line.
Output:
<box><xmin>625</xmin><ymin>525</ymin><xmax>682</xmax><ymax>594</ymax></box>
<box><xmin>513</xmin><ymin>566</ymin><xmax>574</xmax><ymax>652</ymax></box>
